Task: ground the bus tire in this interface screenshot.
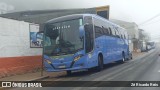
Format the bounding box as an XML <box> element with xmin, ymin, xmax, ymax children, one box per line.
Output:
<box><xmin>121</xmin><ymin>52</ymin><xmax>125</xmax><ymax>63</ymax></box>
<box><xmin>130</xmin><ymin>54</ymin><xmax>133</xmax><ymax>60</ymax></box>
<box><xmin>96</xmin><ymin>55</ymin><xmax>103</xmax><ymax>71</ymax></box>
<box><xmin>66</xmin><ymin>70</ymin><xmax>72</xmax><ymax>76</ymax></box>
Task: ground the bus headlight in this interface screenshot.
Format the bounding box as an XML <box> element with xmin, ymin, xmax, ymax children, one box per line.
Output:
<box><xmin>74</xmin><ymin>54</ymin><xmax>83</xmax><ymax>61</ymax></box>
<box><xmin>45</xmin><ymin>59</ymin><xmax>52</xmax><ymax>64</ymax></box>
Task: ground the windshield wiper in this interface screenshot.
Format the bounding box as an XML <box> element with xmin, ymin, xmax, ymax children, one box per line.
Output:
<box><xmin>51</xmin><ymin>53</ymin><xmax>66</xmax><ymax>56</ymax></box>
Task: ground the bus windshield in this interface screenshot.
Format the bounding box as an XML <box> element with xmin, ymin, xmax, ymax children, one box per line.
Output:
<box><xmin>44</xmin><ymin>19</ymin><xmax>84</xmax><ymax>56</ymax></box>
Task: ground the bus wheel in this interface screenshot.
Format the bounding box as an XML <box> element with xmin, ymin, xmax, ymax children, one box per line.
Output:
<box><xmin>96</xmin><ymin>55</ymin><xmax>103</xmax><ymax>71</ymax></box>
<box><xmin>66</xmin><ymin>70</ymin><xmax>72</xmax><ymax>76</ymax></box>
<box><xmin>121</xmin><ymin>53</ymin><xmax>125</xmax><ymax>63</ymax></box>
<box><xmin>130</xmin><ymin>54</ymin><xmax>133</xmax><ymax>60</ymax></box>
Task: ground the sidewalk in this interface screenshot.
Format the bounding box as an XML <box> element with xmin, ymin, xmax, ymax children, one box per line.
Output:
<box><xmin>0</xmin><ymin>71</ymin><xmax>65</xmax><ymax>81</ymax></box>
<box><xmin>132</xmin><ymin>51</ymin><xmax>148</xmax><ymax>59</ymax></box>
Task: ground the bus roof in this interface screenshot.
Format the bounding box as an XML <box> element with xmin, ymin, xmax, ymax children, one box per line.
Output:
<box><xmin>45</xmin><ymin>14</ymin><xmax>85</xmax><ymax>24</ymax></box>
<box><xmin>45</xmin><ymin>14</ymin><xmax>107</xmax><ymax>24</ymax></box>
<box><xmin>45</xmin><ymin>14</ymin><xmax>127</xmax><ymax>31</ymax></box>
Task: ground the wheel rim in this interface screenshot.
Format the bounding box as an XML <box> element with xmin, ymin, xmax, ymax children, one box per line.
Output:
<box><xmin>122</xmin><ymin>57</ymin><xmax>125</xmax><ymax>62</ymax></box>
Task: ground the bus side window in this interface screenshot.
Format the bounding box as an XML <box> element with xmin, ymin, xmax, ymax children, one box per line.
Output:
<box><xmin>102</xmin><ymin>21</ymin><xmax>109</xmax><ymax>36</ymax></box>
<box><xmin>115</xmin><ymin>28</ymin><xmax>117</xmax><ymax>35</ymax></box>
<box><xmin>100</xmin><ymin>26</ymin><xmax>104</xmax><ymax>35</ymax></box>
<box><xmin>109</xmin><ymin>27</ymin><xmax>112</xmax><ymax>36</ymax></box>
<box><xmin>102</xmin><ymin>26</ymin><xmax>104</xmax><ymax>34</ymax></box>
<box><xmin>118</xmin><ymin>29</ymin><xmax>123</xmax><ymax>39</ymax></box>
<box><xmin>95</xmin><ymin>26</ymin><xmax>103</xmax><ymax>38</ymax></box>
<box><xmin>124</xmin><ymin>34</ymin><xmax>126</xmax><ymax>39</ymax></box>
<box><xmin>124</xmin><ymin>31</ymin><xmax>128</xmax><ymax>39</ymax></box>
<box><xmin>116</xmin><ymin>28</ymin><xmax>121</xmax><ymax>38</ymax></box>
<box><xmin>114</xmin><ymin>27</ymin><xmax>119</xmax><ymax>38</ymax></box>
<box><xmin>111</xmin><ymin>26</ymin><xmax>116</xmax><ymax>37</ymax></box>
<box><xmin>103</xmin><ymin>27</ymin><xmax>109</xmax><ymax>35</ymax></box>
<box><xmin>94</xmin><ymin>18</ymin><xmax>103</xmax><ymax>38</ymax></box>
<box><xmin>121</xmin><ymin>31</ymin><xmax>124</xmax><ymax>39</ymax></box>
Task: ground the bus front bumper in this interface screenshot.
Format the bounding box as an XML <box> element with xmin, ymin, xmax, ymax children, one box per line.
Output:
<box><xmin>44</xmin><ymin>66</ymin><xmax>87</xmax><ymax>72</ymax></box>
<box><xmin>44</xmin><ymin>60</ymin><xmax>88</xmax><ymax>72</ymax></box>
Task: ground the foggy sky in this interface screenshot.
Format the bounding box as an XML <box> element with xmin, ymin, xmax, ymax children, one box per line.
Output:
<box><xmin>0</xmin><ymin>0</ymin><xmax>107</xmax><ymax>12</ymax></box>
<box><xmin>0</xmin><ymin>0</ymin><xmax>160</xmax><ymax>41</ymax></box>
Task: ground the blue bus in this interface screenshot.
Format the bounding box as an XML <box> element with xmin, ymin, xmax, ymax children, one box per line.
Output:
<box><xmin>43</xmin><ymin>14</ymin><xmax>129</xmax><ymax>75</ymax></box>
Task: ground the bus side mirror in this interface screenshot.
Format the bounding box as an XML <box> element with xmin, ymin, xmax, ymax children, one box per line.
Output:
<box><xmin>79</xmin><ymin>26</ymin><xmax>85</xmax><ymax>39</ymax></box>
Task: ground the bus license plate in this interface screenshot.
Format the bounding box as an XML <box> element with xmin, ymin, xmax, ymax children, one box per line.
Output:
<box><xmin>58</xmin><ymin>65</ymin><xmax>66</xmax><ymax>68</ymax></box>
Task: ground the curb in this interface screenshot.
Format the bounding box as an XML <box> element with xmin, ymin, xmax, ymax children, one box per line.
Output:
<box><xmin>28</xmin><ymin>75</ymin><xmax>50</xmax><ymax>81</ymax></box>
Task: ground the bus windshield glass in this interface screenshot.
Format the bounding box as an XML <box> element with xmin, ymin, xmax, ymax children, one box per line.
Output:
<box><xmin>44</xmin><ymin>19</ymin><xmax>84</xmax><ymax>56</ymax></box>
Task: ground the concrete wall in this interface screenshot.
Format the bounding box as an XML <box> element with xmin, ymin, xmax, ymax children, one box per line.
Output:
<box><xmin>0</xmin><ymin>17</ymin><xmax>42</xmax><ymax>78</ymax></box>
<box><xmin>129</xmin><ymin>40</ymin><xmax>133</xmax><ymax>52</ymax></box>
<box><xmin>0</xmin><ymin>17</ymin><xmax>42</xmax><ymax>57</ymax></box>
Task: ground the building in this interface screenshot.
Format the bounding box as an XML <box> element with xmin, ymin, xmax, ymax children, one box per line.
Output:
<box><xmin>0</xmin><ymin>6</ymin><xmax>110</xmax><ymax>32</ymax></box>
<box><xmin>139</xmin><ymin>29</ymin><xmax>152</xmax><ymax>51</ymax></box>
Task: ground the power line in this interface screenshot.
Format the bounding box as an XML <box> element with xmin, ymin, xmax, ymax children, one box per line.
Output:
<box><xmin>125</xmin><ymin>13</ymin><xmax>160</xmax><ymax>29</ymax></box>
<box><xmin>125</xmin><ymin>21</ymin><xmax>160</xmax><ymax>29</ymax></box>
<box><xmin>140</xmin><ymin>18</ymin><xmax>160</xmax><ymax>26</ymax></box>
<box><xmin>151</xmin><ymin>36</ymin><xmax>160</xmax><ymax>38</ymax></box>
<box><xmin>139</xmin><ymin>13</ymin><xmax>160</xmax><ymax>26</ymax></box>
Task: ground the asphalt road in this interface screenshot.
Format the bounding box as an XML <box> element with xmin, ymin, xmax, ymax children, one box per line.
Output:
<box><xmin>8</xmin><ymin>45</ymin><xmax>160</xmax><ymax>90</ymax></box>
